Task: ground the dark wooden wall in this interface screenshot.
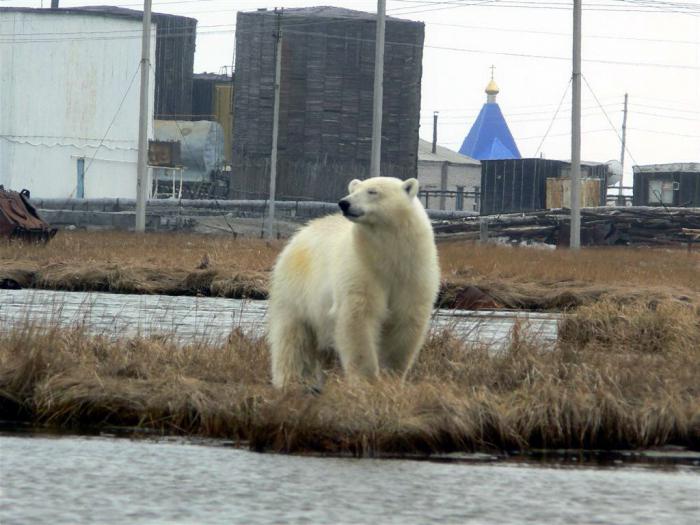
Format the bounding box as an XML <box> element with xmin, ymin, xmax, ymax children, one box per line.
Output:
<box><xmin>153</xmin><ymin>13</ymin><xmax>197</xmax><ymax>120</ymax></box>
<box><xmin>231</xmin><ymin>10</ymin><xmax>424</xmax><ymax>201</ymax></box>
<box><xmin>633</xmin><ymin>171</ymin><xmax>700</xmax><ymax>207</ymax></box>
<box><xmin>480</xmin><ymin>159</ymin><xmax>608</xmax><ymax>215</ymax></box>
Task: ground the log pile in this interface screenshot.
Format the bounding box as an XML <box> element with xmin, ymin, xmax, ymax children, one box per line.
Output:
<box><xmin>433</xmin><ymin>207</ymin><xmax>700</xmax><ymax>247</ymax></box>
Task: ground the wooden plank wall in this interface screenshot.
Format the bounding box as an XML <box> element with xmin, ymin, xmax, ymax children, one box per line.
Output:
<box><xmin>153</xmin><ymin>14</ymin><xmax>197</xmax><ymax>120</ymax></box>
<box><xmin>231</xmin><ymin>11</ymin><xmax>424</xmax><ymax>202</ymax></box>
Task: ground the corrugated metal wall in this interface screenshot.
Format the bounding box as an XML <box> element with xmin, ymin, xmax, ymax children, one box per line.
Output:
<box><xmin>231</xmin><ymin>9</ymin><xmax>424</xmax><ymax>201</ymax></box>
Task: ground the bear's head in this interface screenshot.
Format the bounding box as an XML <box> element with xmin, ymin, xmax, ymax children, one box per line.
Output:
<box><xmin>338</xmin><ymin>176</ymin><xmax>420</xmax><ymax>226</ymax></box>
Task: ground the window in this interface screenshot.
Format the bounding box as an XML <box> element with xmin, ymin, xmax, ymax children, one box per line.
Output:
<box><xmin>648</xmin><ymin>179</ymin><xmax>675</xmax><ymax>205</ymax></box>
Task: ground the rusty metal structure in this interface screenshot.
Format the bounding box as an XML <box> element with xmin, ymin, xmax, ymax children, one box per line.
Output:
<box><xmin>0</xmin><ymin>187</ymin><xmax>57</xmax><ymax>242</ymax></box>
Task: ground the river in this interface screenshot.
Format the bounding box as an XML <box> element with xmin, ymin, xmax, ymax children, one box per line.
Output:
<box><xmin>0</xmin><ymin>289</ymin><xmax>560</xmax><ymax>348</ymax></box>
<box><xmin>1</xmin><ymin>432</ymin><xmax>698</xmax><ymax>525</ymax></box>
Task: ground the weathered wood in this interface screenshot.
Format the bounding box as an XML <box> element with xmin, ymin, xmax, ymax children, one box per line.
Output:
<box><xmin>433</xmin><ymin>207</ymin><xmax>700</xmax><ymax>247</ymax></box>
<box><xmin>231</xmin><ymin>8</ymin><xmax>424</xmax><ymax>202</ymax></box>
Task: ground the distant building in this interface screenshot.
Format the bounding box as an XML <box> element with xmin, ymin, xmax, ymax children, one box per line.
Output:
<box><xmin>633</xmin><ymin>163</ymin><xmax>700</xmax><ymax>207</ymax></box>
<box><xmin>417</xmin><ymin>140</ymin><xmax>481</xmax><ymax>211</ymax></box>
<box><xmin>0</xmin><ymin>6</ymin><xmax>196</xmax><ymax>199</ymax></box>
<box><xmin>459</xmin><ymin>74</ymin><xmax>521</xmax><ymax>160</ymax></box>
<box><xmin>231</xmin><ymin>7</ymin><xmax>424</xmax><ymax>201</ymax></box>
<box><xmin>480</xmin><ymin>158</ymin><xmax>609</xmax><ymax>215</ymax></box>
<box><xmin>191</xmin><ymin>73</ymin><xmax>234</xmax><ymax>164</ymax></box>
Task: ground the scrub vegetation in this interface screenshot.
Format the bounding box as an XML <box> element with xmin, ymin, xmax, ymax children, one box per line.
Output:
<box><xmin>1</xmin><ymin>230</ymin><xmax>698</xmax><ymax>310</ymax></box>
<box><xmin>1</xmin><ymin>299</ymin><xmax>698</xmax><ymax>455</ymax></box>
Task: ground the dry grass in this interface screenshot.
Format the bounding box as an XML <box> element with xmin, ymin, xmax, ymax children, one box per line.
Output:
<box><xmin>1</xmin><ymin>300</ymin><xmax>698</xmax><ymax>455</ymax></box>
<box><xmin>2</xmin><ymin>231</ymin><xmax>699</xmax><ymax>309</ymax></box>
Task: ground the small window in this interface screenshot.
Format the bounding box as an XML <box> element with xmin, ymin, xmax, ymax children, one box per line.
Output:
<box><xmin>648</xmin><ymin>179</ymin><xmax>674</xmax><ymax>205</ymax></box>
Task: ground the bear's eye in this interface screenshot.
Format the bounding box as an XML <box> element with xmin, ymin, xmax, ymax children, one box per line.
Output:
<box><xmin>367</xmin><ymin>189</ymin><xmax>379</xmax><ymax>196</ymax></box>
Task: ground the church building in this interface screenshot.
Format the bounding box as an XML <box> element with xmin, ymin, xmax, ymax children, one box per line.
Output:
<box><xmin>459</xmin><ymin>72</ymin><xmax>521</xmax><ymax>160</ymax></box>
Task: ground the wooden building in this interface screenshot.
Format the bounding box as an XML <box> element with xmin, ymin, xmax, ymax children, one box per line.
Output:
<box><xmin>633</xmin><ymin>163</ymin><xmax>700</xmax><ymax>207</ymax></box>
<box><xmin>231</xmin><ymin>7</ymin><xmax>424</xmax><ymax>201</ymax></box>
<box><xmin>480</xmin><ymin>158</ymin><xmax>609</xmax><ymax>215</ymax></box>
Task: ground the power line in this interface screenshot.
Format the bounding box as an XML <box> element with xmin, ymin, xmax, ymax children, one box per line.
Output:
<box><xmin>628</xmin><ymin>127</ymin><xmax>700</xmax><ymax>138</ymax></box>
<box><xmin>4</xmin><ymin>19</ymin><xmax>696</xmax><ymax>72</ymax></box>
<box><xmin>582</xmin><ymin>74</ymin><xmax>640</xmax><ymax>166</ymax></box>
<box><xmin>534</xmin><ymin>78</ymin><xmax>572</xmax><ymax>157</ymax></box>
<box><xmin>631</xmin><ymin>110</ymin><xmax>700</xmax><ymax>121</ymax></box>
<box><xmin>425</xmin><ymin>21</ymin><xmax>698</xmax><ymax>45</ymax></box>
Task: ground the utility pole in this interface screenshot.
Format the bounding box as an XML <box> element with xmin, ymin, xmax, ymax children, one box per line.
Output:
<box><xmin>618</xmin><ymin>92</ymin><xmax>628</xmax><ymax>205</ymax></box>
<box><xmin>570</xmin><ymin>0</ymin><xmax>582</xmax><ymax>249</ymax></box>
<box><xmin>135</xmin><ymin>0</ymin><xmax>152</xmax><ymax>233</ymax></box>
<box><xmin>267</xmin><ymin>9</ymin><xmax>283</xmax><ymax>240</ymax></box>
<box><xmin>432</xmin><ymin>111</ymin><xmax>438</xmax><ymax>154</ymax></box>
<box><xmin>370</xmin><ymin>0</ymin><xmax>386</xmax><ymax>178</ymax></box>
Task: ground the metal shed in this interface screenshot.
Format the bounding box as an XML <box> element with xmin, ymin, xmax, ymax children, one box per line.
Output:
<box><xmin>632</xmin><ymin>163</ymin><xmax>700</xmax><ymax>208</ymax></box>
<box><xmin>231</xmin><ymin>7</ymin><xmax>424</xmax><ymax>202</ymax></box>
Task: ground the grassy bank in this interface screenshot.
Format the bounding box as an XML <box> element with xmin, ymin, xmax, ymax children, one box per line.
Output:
<box><xmin>2</xmin><ymin>231</ymin><xmax>699</xmax><ymax>310</ymax></box>
<box><xmin>1</xmin><ymin>299</ymin><xmax>698</xmax><ymax>455</ymax></box>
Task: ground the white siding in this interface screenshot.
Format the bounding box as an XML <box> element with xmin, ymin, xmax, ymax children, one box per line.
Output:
<box><xmin>418</xmin><ymin>161</ymin><xmax>481</xmax><ymax>211</ymax></box>
<box><xmin>0</xmin><ymin>11</ymin><xmax>155</xmax><ymax>198</ymax></box>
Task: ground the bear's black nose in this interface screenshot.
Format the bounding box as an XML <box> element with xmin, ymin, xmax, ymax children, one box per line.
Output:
<box><xmin>338</xmin><ymin>199</ymin><xmax>350</xmax><ymax>213</ymax></box>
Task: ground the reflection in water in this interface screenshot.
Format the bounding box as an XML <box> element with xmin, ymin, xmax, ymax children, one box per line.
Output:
<box><xmin>1</xmin><ymin>434</ymin><xmax>698</xmax><ymax>525</ymax></box>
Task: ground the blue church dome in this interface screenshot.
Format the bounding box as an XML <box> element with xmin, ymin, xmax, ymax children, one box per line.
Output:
<box><xmin>459</xmin><ymin>76</ymin><xmax>521</xmax><ymax>160</ymax></box>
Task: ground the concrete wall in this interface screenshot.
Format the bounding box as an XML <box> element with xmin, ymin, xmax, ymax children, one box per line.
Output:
<box><xmin>31</xmin><ymin>198</ymin><xmax>477</xmax><ymax>231</ymax></box>
<box><xmin>418</xmin><ymin>161</ymin><xmax>481</xmax><ymax>211</ymax></box>
<box><xmin>0</xmin><ymin>11</ymin><xmax>155</xmax><ymax>199</ymax></box>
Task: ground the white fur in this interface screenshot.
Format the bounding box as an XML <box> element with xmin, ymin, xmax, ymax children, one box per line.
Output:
<box><xmin>267</xmin><ymin>176</ymin><xmax>440</xmax><ymax>388</ymax></box>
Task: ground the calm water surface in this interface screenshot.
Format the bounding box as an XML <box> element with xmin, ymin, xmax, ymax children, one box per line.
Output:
<box><xmin>0</xmin><ymin>289</ymin><xmax>560</xmax><ymax>349</ymax></box>
<box><xmin>1</xmin><ymin>434</ymin><xmax>698</xmax><ymax>525</ymax></box>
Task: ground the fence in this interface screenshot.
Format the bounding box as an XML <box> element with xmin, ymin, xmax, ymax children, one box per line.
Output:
<box><xmin>418</xmin><ymin>189</ymin><xmax>480</xmax><ymax>212</ymax></box>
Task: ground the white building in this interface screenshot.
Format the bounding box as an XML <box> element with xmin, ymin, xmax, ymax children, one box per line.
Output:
<box><xmin>0</xmin><ymin>7</ymin><xmax>155</xmax><ymax>199</ymax></box>
<box><xmin>417</xmin><ymin>139</ymin><xmax>481</xmax><ymax>212</ymax></box>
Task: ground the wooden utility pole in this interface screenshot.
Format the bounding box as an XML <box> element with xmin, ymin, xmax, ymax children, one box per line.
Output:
<box><xmin>267</xmin><ymin>9</ymin><xmax>283</xmax><ymax>239</ymax></box>
<box><xmin>570</xmin><ymin>0</ymin><xmax>582</xmax><ymax>249</ymax></box>
<box><xmin>135</xmin><ymin>0</ymin><xmax>152</xmax><ymax>233</ymax></box>
<box><xmin>618</xmin><ymin>92</ymin><xmax>629</xmax><ymax>204</ymax></box>
<box><xmin>370</xmin><ymin>0</ymin><xmax>386</xmax><ymax>178</ymax></box>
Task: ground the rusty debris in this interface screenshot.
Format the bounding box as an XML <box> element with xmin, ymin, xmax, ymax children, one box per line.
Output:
<box><xmin>0</xmin><ymin>186</ymin><xmax>57</xmax><ymax>243</ymax></box>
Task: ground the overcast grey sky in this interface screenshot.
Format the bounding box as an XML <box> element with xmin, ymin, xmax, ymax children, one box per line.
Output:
<box><xmin>6</xmin><ymin>1</ymin><xmax>700</xmax><ymax>183</ymax></box>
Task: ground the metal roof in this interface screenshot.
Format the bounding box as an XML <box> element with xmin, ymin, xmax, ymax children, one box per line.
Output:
<box><xmin>251</xmin><ymin>6</ymin><xmax>414</xmax><ymax>23</ymax></box>
<box><xmin>418</xmin><ymin>139</ymin><xmax>480</xmax><ymax>166</ymax></box>
<box><xmin>633</xmin><ymin>163</ymin><xmax>700</xmax><ymax>173</ymax></box>
<box><xmin>459</xmin><ymin>102</ymin><xmax>521</xmax><ymax>161</ymax></box>
<box><xmin>0</xmin><ymin>5</ymin><xmax>196</xmax><ymax>24</ymax></box>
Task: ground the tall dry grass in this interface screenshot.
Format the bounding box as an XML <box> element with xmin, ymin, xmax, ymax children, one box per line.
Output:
<box><xmin>1</xmin><ymin>299</ymin><xmax>698</xmax><ymax>455</ymax></box>
<box><xmin>2</xmin><ymin>231</ymin><xmax>699</xmax><ymax>309</ymax></box>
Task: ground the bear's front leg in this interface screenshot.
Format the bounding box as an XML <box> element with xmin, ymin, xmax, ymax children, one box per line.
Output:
<box><xmin>334</xmin><ymin>292</ymin><xmax>386</xmax><ymax>382</ymax></box>
<box><xmin>380</xmin><ymin>309</ymin><xmax>433</xmax><ymax>379</ymax></box>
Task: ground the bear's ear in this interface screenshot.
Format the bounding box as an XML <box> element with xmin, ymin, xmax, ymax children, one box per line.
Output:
<box><xmin>402</xmin><ymin>178</ymin><xmax>419</xmax><ymax>198</ymax></box>
<box><xmin>348</xmin><ymin>179</ymin><xmax>362</xmax><ymax>193</ymax></box>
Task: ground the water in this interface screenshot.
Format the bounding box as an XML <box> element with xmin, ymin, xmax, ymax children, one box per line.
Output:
<box><xmin>1</xmin><ymin>434</ymin><xmax>698</xmax><ymax>525</ymax></box>
<box><xmin>0</xmin><ymin>289</ymin><xmax>559</xmax><ymax>349</ymax></box>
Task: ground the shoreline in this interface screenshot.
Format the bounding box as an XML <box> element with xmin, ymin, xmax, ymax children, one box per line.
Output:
<box><xmin>2</xmin><ymin>298</ymin><xmax>698</xmax><ymax>457</ymax></box>
<box><xmin>2</xmin><ymin>424</ymin><xmax>699</xmax><ymax>467</ymax></box>
<box><xmin>2</xmin><ymin>261</ymin><xmax>698</xmax><ymax>312</ymax></box>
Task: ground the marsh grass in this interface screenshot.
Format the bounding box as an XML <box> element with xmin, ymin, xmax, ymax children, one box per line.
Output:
<box><xmin>1</xmin><ymin>300</ymin><xmax>698</xmax><ymax>455</ymax></box>
<box><xmin>2</xmin><ymin>231</ymin><xmax>699</xmax><ymax>309</ymax></box>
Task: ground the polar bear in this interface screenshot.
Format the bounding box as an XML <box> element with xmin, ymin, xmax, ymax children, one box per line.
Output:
<box><xmin>267</xmin><ymin>176</ymin><xmax>440</xmax><ymax>389</ymax></box>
